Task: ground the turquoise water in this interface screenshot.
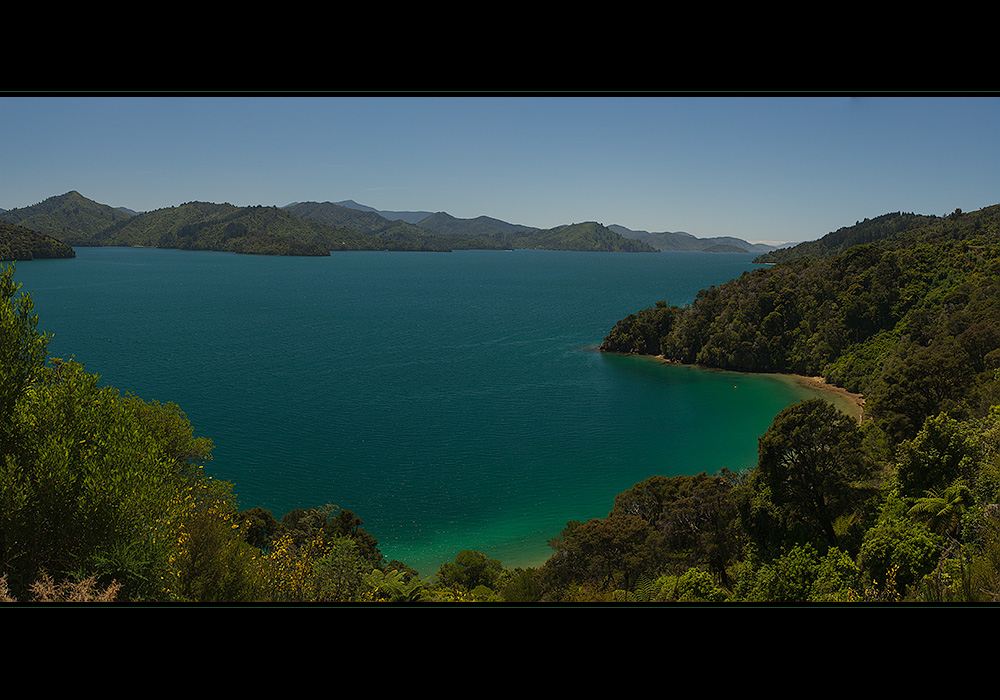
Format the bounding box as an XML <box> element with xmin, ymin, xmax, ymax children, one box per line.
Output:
<box><xmin>11</xmin><ymin>247</ymin><xmax>828</xmax><ymax>577</ymax></box>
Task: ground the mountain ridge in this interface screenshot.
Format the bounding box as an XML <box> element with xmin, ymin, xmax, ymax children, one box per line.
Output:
<box><xmin>608</xmin><ymin>224</ymin><xmax>776</xmax><ymax>254</ymax></box>
<box><xmin>0</xmin><ymin>190</ymin><xmax>816</xmax><ymax>257</ymax></box>
<box><xmin>751</xmin><ymin>210</ymin><xmax>960</xmax><ymax>263</ymax></box>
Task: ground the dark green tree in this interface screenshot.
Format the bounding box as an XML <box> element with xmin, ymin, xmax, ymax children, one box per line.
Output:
<box><xmin>540</xmin><ymin>513</ymin><xmax>665</xmax><ymax>595</ymax></box>
<box><xmin>278</xmin><ymin>505</ymin><xmax>384</xmax><ymax>569</ymax></box>
<box><xmin>0</xmin><ymin>264</ymin><xmax>50</xmax><ymax>456</ymax></box>
<box><xmin>436</xmin><ymin>550</ymin><xmax>504</xmax><ymax>592</ymax></box>
<box><xmin>753</xmin><ymin>398</ymin><xmax>876</xmax><ymax>550</ymax></box>
<box><xmin>858</xmin><ymin>511</ymin><xmax>944</xmax><ymax>596</ymax></box>
<box><xmin>238</xmin><ymin>507</ymin><xmax>282</xmax><ymax>549</ymax></box>
<box><xmin>868</xmin><ymin>340</ymin><xmax>975</xmax><ymax>443</ymax></box>
<box><xmin>612</xmin><ymin>472</ymin><xmax>740</xmax><ymax>585</ymax></box>
<box><xmin>907</xmin><ymin>479</ymin><xmax>975</xmax><ymax>540</ymax></box>
<box><xmin>896</xmin><ymin>412</ymin><xmax>977</xmax><ymax>499</ymax></box>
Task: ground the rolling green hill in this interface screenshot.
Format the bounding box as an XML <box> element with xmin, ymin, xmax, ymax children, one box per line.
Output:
<box><xmin>0</xmin><ymin>191</ymin><xmax>134</xmax><ymax>245</ymax></box>
<box><xmin>509</xmin><ymin>222</ymin><xmax>657</xmax><ymax>252</ymax></box>
<box><xmin>283</xmin><ymin>201</ymin><xmax>506</xmax><ymax>251</ymax></box>
<box><xmin>752</xmin><ymin>210</ymin><xmax>947</xmax><ymax>263</ymax></box>
<box><xmin>415</xmin><ymin>211</ymin><xmax>538</xmax><ymax>239</ymax></box>
<box><xmin>609</xmin><ymin>224</ymin><xmax>777</xmax><ymax>254</ymax></box>
<box><xmin>96</xmin><ymin>202</ymin><xmax>389</xmax><ymax>256</ymax></box>
<box><xmin>285</xmin><ymin>201</ymin><xmax>655</xmax><ymax>252</ymax></box>
<box><xmin>0</xmin><ymin>193</ymin><xmax>457</xmax><ymax>256</ymax></box>
<box><xmin>586</xmin><ymin>204</ymin><xmax>1000</xmax><ymax>603</ymax></box>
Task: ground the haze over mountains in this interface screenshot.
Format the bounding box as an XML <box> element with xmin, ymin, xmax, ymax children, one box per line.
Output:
<box><xmin>0</xmin><ymin>190</ymin><xmax>781</xmax><ymax>259</ymax></box>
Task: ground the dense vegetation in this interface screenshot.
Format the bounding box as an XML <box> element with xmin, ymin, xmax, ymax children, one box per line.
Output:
<box><xmin>0</xmin><ymin>221</ymin><xmax>75</xmax><ymax>261</ymax></box>
<box><xmin>96</xmin><ymin>202</ymin><xmax>400</xmax><ymax>255</ymax></box>
<box><xmin>589</xmin><ymin>204</ymin><xmax>1000</xmax><ymax>602</ymax></box>
<box><xmin>5</xmin><ymin>202</ymin><xmax>1000</xmax><ymax>603</ymax></box>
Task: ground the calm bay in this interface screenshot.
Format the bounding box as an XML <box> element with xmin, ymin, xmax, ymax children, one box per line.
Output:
<box><xmin>11</xmin><ymin>247</ymin><xmax>833</xmax><ymax>577</ymax></box>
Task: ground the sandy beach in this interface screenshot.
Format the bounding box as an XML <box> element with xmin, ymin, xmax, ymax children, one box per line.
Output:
<box><xmin>780</xmin><ymin>373</ymin><xmax>865</xmax><ymax>422</ymax></box>
<box><xmin>650</xmin><ymin>356</ymin><xmax>866</xmax><ymax>423</ymax></box>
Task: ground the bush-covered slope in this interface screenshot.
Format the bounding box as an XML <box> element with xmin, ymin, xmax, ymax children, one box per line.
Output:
<box><xmin>0</xmin><ymin>221</ymin><xmax>76</xmax><ymax>261</ymax></box>
<box><xmin>601</xmin><ymin>204</ymin><xmax>1000</xmax><ymax>443</ymax></box>
<box><xmin>752</xmin><ymin>208</ymin><xmax>981</xmax><ymax>264</ymax></box>
<box><xmin>0</xmin><ymin>191</ymin><xmax>133</xmax><ymax>245</ymax></box>
<box><xmin>96</xmin><ymin>202</ymin><xmax>389</xmax><ymax>255</ymax></box>
<box><xmin>510</xmin><ymin>222</ymin><xmax>658</xmax><ymax>252</ymax></box>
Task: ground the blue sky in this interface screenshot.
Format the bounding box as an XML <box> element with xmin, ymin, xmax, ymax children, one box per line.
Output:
<box><xmin>2</xmin><ymin>94</ymin><xmax>998</xmax><ymax>244</ymax></box>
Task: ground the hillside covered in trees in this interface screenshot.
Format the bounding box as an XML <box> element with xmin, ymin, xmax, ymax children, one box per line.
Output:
<box><xmin>0</xmin><ymin>221</ymin><xmax>75</xmax><ymax>261</ymax></box>
<box><xmin>592</xmin><ymin>204</ymin><xmax>1000</xmax><ymax>602</ymax></box>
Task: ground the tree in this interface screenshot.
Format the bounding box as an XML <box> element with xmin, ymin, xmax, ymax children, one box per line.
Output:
<box><xmin>754</xmin><ymin>399</ymin><xmax>875</xmax><ymax>549</ymax></box>
<box><xmin>313</xmin><ymin>537</ymin><xmax>365</xmax><ymax>602</ymax></box>
<box><xmin>362</xmin><ymin>568</ymin><xmax>428</xmax><ymax>603</ymax></box>
<box><xmin>896</xmin><ymin>412</ymin><xmax>977</xmax><ymax>499</ymax></box>
<box><xmin>858</xmin><ymin>513</ymin><xmax>944</xmax><ymax>596</ymax></box>
<box><xmin>163</xmin><ymin>479</ymin><xmax>262</xmax><ymax>603</ymax></box>
<box><xmin>868</xmin><ymin>340</ymin><xmax>974</xmax><ymax>443</ymax></box>
<box><xmin>612</xmin><ymin>472</ymin><xmax>740</xmax><ymax>584</ymax></box>
<box><xmin>732</xmin><ymin>543</ymin><xmax>862</xmax><ymax>602</ymax></box>
<box><xmin>540</xmin><ymin>513</ymin><xmax>665</xmax><ymax>595</ymax></box>
<box><xmin>436</xmin><ymin>550</ymin><xmax>504</xmax><ymax>593</ymax></box>
<box><xmin>238</xmin><ymin>507</ymin><xmax>282</xmax><ymax>549</ymax></box>
<box><xmin>0</xmin><ymin>264</ymin><xmax>50</xmax><ymax>457</ymax></box>
<box><xmin>278</xmin><ymin>506</ymin><xmax>384</xmax><ymax>570</ymax></box>
<box><xmin>907</xmin><ymin>479</ymin><xmax>974</xmax><ymax>540</ymax></box>
<box><xmin>501</xmin><ymin>568</ymin><xmax>542</xmax><ymax>603</ymax></box>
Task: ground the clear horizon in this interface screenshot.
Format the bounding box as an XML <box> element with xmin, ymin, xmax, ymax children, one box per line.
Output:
<box><xmin>3</xmin><ymin>94</ymin><xmax>999</xmax><ymax>245</ymax></box>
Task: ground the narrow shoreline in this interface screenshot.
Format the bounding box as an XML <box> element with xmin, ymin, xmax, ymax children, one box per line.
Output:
<box><xmin>646</xmin><ymin>355</ymin><xmax>865</xmax><ymax>422</ymax></box>
<box><xmin>779</xmin><ymin>373</ymin><xmax>865</xmax><ymax>422</ymax></box>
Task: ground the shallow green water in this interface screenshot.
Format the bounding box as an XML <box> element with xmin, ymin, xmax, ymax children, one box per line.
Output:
<box><xmin>11</xmin><ymin>247</ymin><xmax>829</xmax><ymax>577</ymax></box>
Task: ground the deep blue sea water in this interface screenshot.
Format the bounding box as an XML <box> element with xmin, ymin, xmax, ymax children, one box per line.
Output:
<box><xmin>10</xmin><ymin>247</ymin><xmax>832</xmax><ymax>577</ymax></box>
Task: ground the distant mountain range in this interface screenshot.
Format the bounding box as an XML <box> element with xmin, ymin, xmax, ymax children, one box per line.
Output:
<box><xmin>607</xmin><ymin>225</ymin><xmax>777</xmax><ymax>254</ymax></box>
<box><xmin>0</xmin><ymin>190</ymin><xmax>777</xmax><ymax>259</ymax></box>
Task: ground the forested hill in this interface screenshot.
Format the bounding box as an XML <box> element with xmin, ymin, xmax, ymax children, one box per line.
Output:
<box><xmin>0</xmin><ymin>191</ymin><xmax>133</xmax><ymax>243</ymax></box>
<box><xmin>609</xmin><ymin>224</ymin><xmax>776</xmax><ymax>254</ymax></box>
<box><xmin>752</xmin><ymin>209</ymin><xmax>968</xmax><ymax>263</ymax></box>
<box><xmin>286</xmin><ymin>201</ymin><xmax>657</xmax><ymax>252</ymax></box>
<box><xmin>508</xmin><ymin>222</ymin><xmax>658</xmax><ymax>252</ymax></box>
<box><xmin>282</xmin><ymin>201</ymin><xmax>509</xmax><ymax>251</ymax></box>
<box><xmin>0</xmin><ymin>221</ymin><xmax>76</xmax><ymax>261</ymax></box>
<box><xmin>91</xmin><ymin>202</ymin><xmax>402</xmax><ymax>255</ymax></box>
<box><xmin>600</xmin><ymin>203</ymin><xmax>1000</xmax><ymax>443</ymax></box>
